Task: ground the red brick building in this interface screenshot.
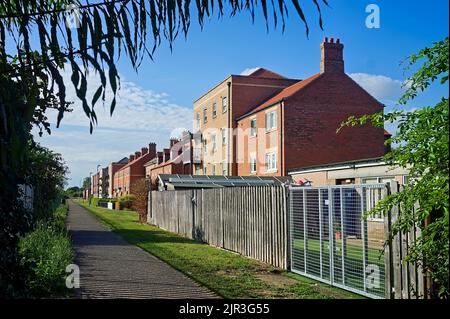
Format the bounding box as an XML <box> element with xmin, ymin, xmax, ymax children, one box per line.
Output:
<box><xmin>113</xmin><ymin>143</ymin><xmax>156</xmax><ymax>197</ymax></box>
<box><xmin>146</xmin><ymin>133</ymin><xmax>194</xmax><ymax>187</ymax></box>
<box><xmin>236</xmin><ymin>38</ymin><xmax>386</xmax><ymax>176</ymax></box>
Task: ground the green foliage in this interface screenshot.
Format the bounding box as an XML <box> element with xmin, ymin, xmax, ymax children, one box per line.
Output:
<box><xmin>340</xmin><ymin>37</ymin><xmax>449</xmax><ymax>298</ymax></box>
<box><xmin>118</xmin><ymin>194</ymin><xmax>136</xmax><ymax>210</ymax></box>
<box><xmin>19</xmin><ymin>204</ymin><xmax>73</xmax><ymax>298</ymax></box>
<box><xmin>82</xmin><ymin>177</ymin><xmax>91</xmax><ymax>190</ymax></box>
<box><xmin>65</xmin><ymin>186</ymin><xmax>82</xmax><ymax>198</ymax></box>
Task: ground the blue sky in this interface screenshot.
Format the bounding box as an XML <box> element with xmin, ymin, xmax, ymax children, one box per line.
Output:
<box><xmin>34</xmin><ymin>0</ymin><xmax>449</xmax><ymax>187</ymax></box>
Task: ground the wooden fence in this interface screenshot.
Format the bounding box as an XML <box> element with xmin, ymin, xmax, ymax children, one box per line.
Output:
<box><xmin>385</xmin><ymin>181</ymin><xmax>430</xmax><ymax>299</ymax></box>
<box><xmin>148</xmin><ymin>186</ymin><xmax>288</xmax><ymax>269</ymax></box>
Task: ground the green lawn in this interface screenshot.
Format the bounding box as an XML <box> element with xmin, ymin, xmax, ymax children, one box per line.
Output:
<box><xmin>73</xmin><ymin>199</ymin><xmax>361</xmax><ymax>299</ymax></box>
<box><xmin>292</xmin><ymin>238</ymin><xmax>385</xmax><ymax>298</ymax></box>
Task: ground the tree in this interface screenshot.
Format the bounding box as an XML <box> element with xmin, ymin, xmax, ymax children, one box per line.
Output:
<box><xmin>130</xmin><ymin>178</ymin><xmax>149</xmax><ymax>222</ymax></box>
<box><xmin>340</xmin><ymin>37</ymin><xmax>449</xmax><ymax>298</ymax></box>
<box><xmin>82</xmin><ymin>177</ymin><xmax>91</xmax><ymax>190</ymax></box>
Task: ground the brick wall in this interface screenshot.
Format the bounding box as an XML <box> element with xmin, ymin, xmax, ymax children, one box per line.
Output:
<box><xmin>283</xmin><ymin>72</ymin><xmax>384</xmax><ymax>174</ymax></box>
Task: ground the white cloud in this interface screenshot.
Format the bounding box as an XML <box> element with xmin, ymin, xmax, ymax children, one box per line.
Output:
<box><xmin>349</xmin><ymin>73</ymin><xmax>406</xmax><ymax>102</ymax></box>
<box><xmin>46</xmin><ymin>65</ymin><xmax>193</xmax><ymax>131</ymax></box>
<box><xmin>240</xmin><ymin>67</ymin><xmax>261</xmax><ymax>76</ymax></box>
<box><xmin>35</xmin><ymin>65</ymin><xmax>193</xmax><ymax>187</ymax></box>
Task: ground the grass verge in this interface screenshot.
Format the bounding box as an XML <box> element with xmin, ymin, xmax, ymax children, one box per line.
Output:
<box><xmin>74</xmin><ymin>199</ymin><xmax>361</xmax><ymax>299</ymax></box>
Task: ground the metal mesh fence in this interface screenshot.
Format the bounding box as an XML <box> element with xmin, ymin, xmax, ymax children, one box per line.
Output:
<box><xmin>290</xmin><ymin>184</ymin><xmax>387</xmax><ymax>299</ymax></box>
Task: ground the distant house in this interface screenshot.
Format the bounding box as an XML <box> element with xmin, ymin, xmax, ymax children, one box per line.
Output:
<box><xmin>107</xmin><ymin>157</ymin><xmax>128</xmax><ymax>198</ymax></box>
<box><xmin>145</xmin><ymin>133</ymin><xmax>195</xmax><ymax>188</ymax></box>
<box><xmin>113</xmin><ymin>143</ymin><xmax>156</xmax><ymax>197</ymax></box>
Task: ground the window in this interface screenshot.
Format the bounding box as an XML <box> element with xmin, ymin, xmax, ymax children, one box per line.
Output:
<box><xmin>222</xmin><ymin>161</ymin><xmax>227</xmax><ymax>175</ymax></box>
<box><xmin>250</xmin><ymin>118</ymin><xmax>257</xmax><ymax>137</ymax></box>
<box><xmin>250</xmin><ymin>153</ymin><xmax>257</xmax><ymax>173</ymax></box>
<box><xmin>265</xmin><ymin>111</ymin><xmax>277</xmax><ymax>131</ymax></box>
<box><xmin>203</xmin><ymin>139</ymin><xmax>207</xmax><ymax>157</ymax></box>
<box><xmin>211</xmin><ymin>134</ymin><xmax>217</xmax><ymax>153</ymax></box>
<box><xmin>203</xmin><ymin>108</ymin><xmax>208</xmax><ymax>123</ymax></box>
<box><xmin>265</xmin><ymin>151</ymin><xmax>277</xmax><ymax>172</ymax></box>
<box><xmin>196</xmin><ymin>113</ymin><xmax>200</xmax><ymax>128</ymax></box>
<box><xmin>222</xmin><ymin>128</ymin><xmax>227</xmax><ymax>145</ymax></box>
<box><xmin>222</xmin><ymin>96</ymin><xmax>228</xmax><ymax>113</ymax></box>
<box><xmin>211</xmin><ymin>164</ymin><xmax>216</xmax><ymax>176</ymax></box>
<box><xmin>212</xmin><ymin>103</ymin><xmax>217</xmax><ymax>118</ymax></box>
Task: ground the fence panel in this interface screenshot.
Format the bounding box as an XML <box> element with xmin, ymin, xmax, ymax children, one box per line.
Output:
<box><xmin>290</xmin><ymin>184</ymin><xmax>388</xmax><ymax>299</ymax></box>
<box><xmin>148</xmin><ymin>186</ymin><xmax>288</xmax><ymax>269</ymax></box>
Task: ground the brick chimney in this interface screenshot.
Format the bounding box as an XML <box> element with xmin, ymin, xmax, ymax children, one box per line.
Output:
<box><xmin>129</xmin><ymin>154</ymin><xmax>135</xmax><ymax>161</ymax></box>
<box><xmin>141</xmin><ymin>147</ymin><xmax>148</xmax><ymax>155</ymax></box>
<box><xmin>169</xmin><ymin>138</ymin><xmax>179</xmax><ymax>148</ymax></box>
<box><xmin>157</xmin><ymin>151</ymin><xmax>164</xmax><ymax>164</ymax></box>
<box><xmin>163</xmin><ymin>148</ymin><xmax>170</xmax><ymax>162</ymax></box>
<box><xmin>320</xmin><ymin>37</ymin><xmax>344</xmax><ymax>74</ymax></box>
<box><xmin>148</xmin><ymin>142</ymin><xmax>157</xmax><ymax>158</ymax></box>
<box><xmin>135</xmin><ymin>151</ymin><xmax>141</xmax><ymax>159</ymax></box>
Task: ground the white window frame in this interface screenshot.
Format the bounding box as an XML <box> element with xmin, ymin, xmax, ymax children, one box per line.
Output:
<box><xmin>222</xmin><ymin>161</ymin><xmax>227</xmax><ymax>175</ymax></box>
<box><xmin>265</xmin><ymin>110</ymin><xmax>277</xmax><ymax>132</ymax></box>
<box><xmin>250</xmin><ymin>153</ymin><xmax>257</xmax><ymax>174</ymax></box>
<box><xmin>222</xmin><ymin>128</ymin><xmax>227</xmax><ymax>145</ymax></box>
<box><xmin>250</xmin><ymin>118</ymin><xmax>257</xmax><ymax>137</ymax></box>
<box><xmin>203</xmin><ymin>108</ymin><xmax>208</xmax><ymax>123</ymax></box>
<box><xmin>211</xmin><ymin>134</ymin><xmax>217</xmax><ymax>153</ymax></box>
<box><xmin>222</xmin><ymin>96</ymin><xmax>228</xmax><ymax>113</ymax></box>
<box><xmin>212</xmin><ymin>103</ymin><xmax>217</xmax><ymax>118</ymax></box>
<box><xmin>265</xmin><ymin>151</ymin><xmax>277</xmax><ymax>172</ymax></box>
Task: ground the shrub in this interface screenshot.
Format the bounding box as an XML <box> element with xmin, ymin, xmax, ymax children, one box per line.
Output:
<box><xmin>118</xmin><ymin>194</ymin><xmax>136</xmax><ymax>210</ymax></box>
<box><xmin>19</xmin><ymin>204</ymin><xmax>73</xmax><ymax>297</ymax></box>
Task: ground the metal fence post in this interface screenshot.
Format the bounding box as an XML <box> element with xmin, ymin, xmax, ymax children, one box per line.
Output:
<box><xmin>318</xmin><ymin>189</ymin><xmax>323</xmax><ymax>279</ymax></box>
<box><xmin>328</xmin><ymin>187</ymin><xmax>334</xmax><ymax>284</ymax></box>
<box><xmin>361</xmin><ymin>186</ymin><xmax>369</xmax><ymax>292</ymax></box>
<box><xmin>303</xmin><ymin>188</ymin><xmax>307</xmax><ymax>273</ymax></box>
<box><xmin>340</xmin><ymin>188</ymin><xmax>345</xmax><ymax>285</ymax></box>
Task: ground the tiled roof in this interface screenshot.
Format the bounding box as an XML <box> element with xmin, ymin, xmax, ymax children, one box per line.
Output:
<box><xmin>239</xmin><ymin>73</ymin><xmax>322</xmax><ymax>118</ymax></box>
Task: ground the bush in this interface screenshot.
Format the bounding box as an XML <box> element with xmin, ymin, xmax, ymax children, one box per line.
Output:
<box><xmin>19</xmin><ymin>204</ymin><xmax>73</xmax><ymax>297</ymax></box>
<box><xmin>118</xmin><ymin>194</ymin><xmax>136</xmax><ymax>210</ymax></box>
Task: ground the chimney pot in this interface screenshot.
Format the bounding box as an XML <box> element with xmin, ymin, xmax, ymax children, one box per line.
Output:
<box><xmin>135</xmin><ymin>151</ymin><xmax>141</xmax><ymax>158</ymax></box>
<box><xmin>324</xmin><ymin>37</ymin><xmax>328</xmax><ymax>43</ymax></box>
<box><xmin>330</xmin><ymin>37</ymin><xmax>334</xmax><ymax>43</ymax></box>
<box><xmin>336</xmin><ymin>38</ymin><xmax>340</xmax><ymax>44</ymax></box>
<box><xmin>129</xmin><ymin>154</ymin><xmax>135</xmax><ymax>161</ymax></box>
<box><xmin>141</xmin><ymin>147</ymin><xmax>148</xmax><ymax>155</ymax></box>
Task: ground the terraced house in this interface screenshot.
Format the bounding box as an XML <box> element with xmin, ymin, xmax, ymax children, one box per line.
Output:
<box><xmin>113</xmin><ymin>143</ymin><xmax>156</xmax><ymax>197</ymax></box>
<box><xmin>194</xmin><ymin>38</ymin><xmax>387</xmax><ymax>177</ymax></box>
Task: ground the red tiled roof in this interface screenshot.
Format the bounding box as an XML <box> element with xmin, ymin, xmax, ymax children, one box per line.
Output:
<box><xmin>247</xmin><ymin>68</ymin><xmax>287</xmax><ymax>80</ymax></box>
<box><xmin>241</xmin><ymin>73</ymin><xmax>322</xmax><ymax>118</ymax></box>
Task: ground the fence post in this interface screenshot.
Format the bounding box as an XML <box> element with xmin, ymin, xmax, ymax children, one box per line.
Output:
<box><xmin>284</xmin><ymin>185</ymin><xmax>292</xmax><ymax>269</ymax></box>
<box><xmin>388</xmin><ymin>180</ymin><xmax>402</xmax><ymax>299</ymax></box>
<box><xmin>384</xmin><ymin>183</ymin><xmax>393</xmax><ymax>299</ymax></box>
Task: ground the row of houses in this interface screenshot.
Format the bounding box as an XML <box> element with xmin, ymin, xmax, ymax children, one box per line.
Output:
<box><xmin>86</xmin><ymin>37</ymin><xmax>407</xmax><ymax>199</ymax></box>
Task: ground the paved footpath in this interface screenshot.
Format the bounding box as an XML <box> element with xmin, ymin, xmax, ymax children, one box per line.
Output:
<box><xmin>67</xmin><ymin>201</ymin><xmax>217</xmax><ymax>299</ymax></box>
